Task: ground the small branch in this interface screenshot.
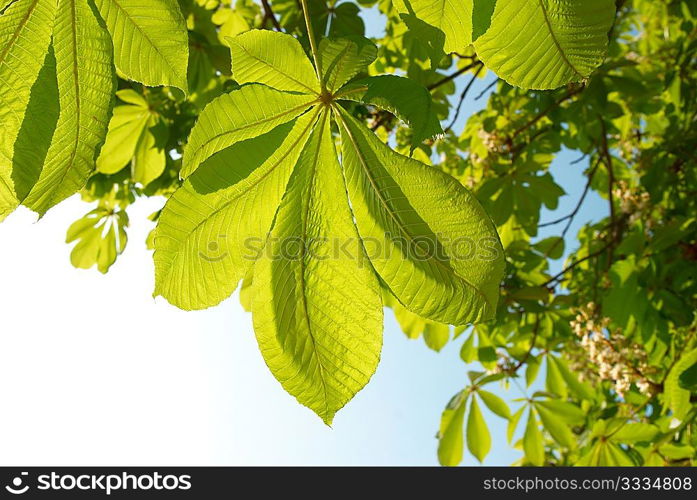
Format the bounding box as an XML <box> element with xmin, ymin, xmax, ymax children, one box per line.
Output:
<box><xmin>599</xmin><ymin>118</ymin><xmax>617</xmax><ymax>227</ymax></box>
<box><xmin>512</xmin><ymin>315</ymin><xmax>540</xmax><ymax>373</ymax></box>
<box><xmin>571</xmin><ymin>153</ymin><xmax>588</xmax><ymax>165</ymax></box>
<box><xmin>370</xmin><ymin>110</ymin><xmax>393</xmax><ymax>131</ymax></box>
<box><xmin>542</xmin><ymin>241</ymin><xmax>613</xmax><ymax>288</ymax></box>
<box><xmin>474</xmin><ymin>77</ymin><xmax>499</xmax><ymax>101</ymax></box>
<box><xmin>444</xmin><ymin>64</ymin><xmax>484</xmax><ymax>133</ymax></box>
<box><xmin>427</xmin><ymin>61</ymin><xmax>482</xmax><ymax>91</ymax></box>
<box><xmin>599</xmin><ymin>117</ymin><xmax>618</xmax><ymax>267</ymax></box>
<box><xmin>539</xmin><ymin>158</ymin><xmax>602</xmax><ymax>257</ymax></box>
<box><xmin>512</xmin><ymin>86</ymin><xmax>584</xmax><ymax>138</ymax></box>
<box><xmin>537</xmin><ymin>214</ymin><xmax>573</xmax><ymax>229</ymax></box>
<box><xmin>260</xmin><ymin>0</ymin><xmax>282</xmax><ymax>31</ymax></box>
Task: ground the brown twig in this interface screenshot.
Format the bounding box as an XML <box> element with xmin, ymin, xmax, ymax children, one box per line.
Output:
<box><xmin>444</xmin><ymin>64</ymin><xmax>484</xmax><ymax>133</ymax></box>
<box><xmin>599</xmin><ymin>117</ymin><xmax>618</xmax><ymax>266</ymax></box>
<box><xmin>539</xmin><ymin>158</ymin><xmax>602</xmax><ymax>259</ymax></box>
<box><xmin>512</xmin><ymin>86</ymin><xmax>584</xmax><ymax>138</ymax></box>
<box><xmin>474</xmin><ymin>77</ymin><xmax>500</xmax><ymax>100</ymax></box>
<box><xmin>542</xmin><ymin>241</ymin><xmax>613</xmax><ymax>288</ymax></box>
<box><xmin>427</xmin><ymin>61</ymin><xmax>482</xmax><ymax>91</ymax></box>
<box><xmin>261</xmin><ymin>0</ymin><xmax>283</xmax><ymax>31</ymax></box>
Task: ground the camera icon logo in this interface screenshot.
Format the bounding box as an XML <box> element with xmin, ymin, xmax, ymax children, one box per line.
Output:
<box><xmin>5</xmin><ymin>472</ymin><xmax>29</xmax><ymax>495</ymax></box>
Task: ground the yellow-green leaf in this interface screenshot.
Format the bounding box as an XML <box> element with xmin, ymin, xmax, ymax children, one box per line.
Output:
<box><xmin>154</xmin><ymin>111</ymin><xmax>318</xmax><ymax>310</ymax></box>
<box><xmin>466</xmin><ymin>396</ymin><xmax>491</xmax><ymax>462</ymax></box>
<box><xmin>394</xmin><ymin>0</ymin><xmax>472</xmax><ymax>54</ymax></box>
<box><xmin>535</xmin><ymin>402</ymin><xmax>576</xmax><ymax>448</ymax></box>
<box><xmin>478</xmin><ymin>389</ymin><xmax>510</xmax><ymax>419</ymax></box>
<box><xmin>473</xmin><ymin>0</ymin><xmax>616</xmax><ymax>89</ymax></box>
<box><xmin>252</xmin><ymin>112</ymin><xmax>383</xmax><ymax>425</ymax></box>
<box><xmin>665</xmin><ymin>347</ymin><xmax>697</xmax><ymax>420</ymax></box>
<box><xmin>24</xmin><ymin>0</ymin><xmax>116</xmax><ymax>216</ymax></box>
<box><xmin>94</xmin><ymin>0</ymin><xmax>189</xmax><ymax>92</ymax></box>
<box><xmin>181</xmin><ymin>84</ymin><xmax>317</xmax><ymax>178</ymax></box>
<box><xmin>227</xmin><ymin>30</ymin><xmax>320</xmax><ymax>94</ymax></box>
<box><xmin>437</xmin><ymin>393</ymin><xmax>467</xmax><ymax>466</ymax></box>
<box><xmin>524</xmin><ymin>409</ymin><xmax>545</xmax><ymax>465</ymax></box>
<box><xmin>336</xmin><ymin>107</ymin><xmax>504</xmax><ymax>325</ymax></box>
<box><xmin>319</xmin><ymin>36</ymin><xmax>377</xmax><ymax>92</ymax></box>
<box><xmin>0</xmin><ymin>0</ymin><xmax>56</xmax><ymax>220</ymax></box>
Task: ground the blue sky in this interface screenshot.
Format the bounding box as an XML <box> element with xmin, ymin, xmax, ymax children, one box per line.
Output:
<box><xmin>0</xmin><ymin>7</ymin><xmax>608</xmax><ymax>466</ymax></box>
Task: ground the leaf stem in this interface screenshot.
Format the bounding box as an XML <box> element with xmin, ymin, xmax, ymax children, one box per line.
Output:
<box><xmin>299</xmin><ymin>0</ymin><xmax>323</xmax><ymax>86</ymax></box>
<box><xmin>333</xmin><ymin>85</ymin><xmax>367</xmax><ymax>99</ymax></box>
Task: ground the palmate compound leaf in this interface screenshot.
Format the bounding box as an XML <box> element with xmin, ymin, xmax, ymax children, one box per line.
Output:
<box><xmin>398</xmin><ymin>0</ymin><xmax>616</xmax><ymax>90</ymax></box>
<box><xmin>154</xmin><ymin>31</ymin><xmax>504</xmax><ymax>422</ymax></box>
<box><xmin>0</xmin><ymin>0</ymin><xmax>56</xmax><ymax>221</ymax></box>
<box><xmin>93</xmin><ymin>0</ymin><xmax>189</xmax><ymax>93</ymax></box>
<box><xmin>23</xmin><ymin>0</ymin><xmax>116</xmax><ymax>216</ymax></box>
<box><xmin>96</xmin><ymin>89</ymin><xmax>168</xmax><ymax>187</ymax></box>
<box><xmin>66</xmin><ymin>206</ymin><xmax>128</xmax><ymax>274</ymax></box>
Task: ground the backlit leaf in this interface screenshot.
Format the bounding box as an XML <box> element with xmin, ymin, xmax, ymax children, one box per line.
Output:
<box><xmin>24</xmin><ymin>0</ymin><xmax>115</xmax><ymax>216</ymax></box>
<box><xmin>437</xmin><ymin>392</ymin><xmax>467</xmax><ymax>466</ymax></box>
<box><xmin>252</xmin><ymin>112</ymin><xmax>382</xmax><ymax>425</ymax></box>
<box><xmin>466</xmin><ymin>395</ymin><xmax>491</xmax><ymax>462</ymax></box>
<box><xmin>319</xmin><ymin>36</ymin><xmax>377</xmax><ymax>92</ymax></box>
<box><xmin>336</xmin><ymin>107</ymin><xmax>503</xmax><ymax>325</ymax></box>
<box><xmin>0</xmin><ymin>0</ymin><xmax>56</xmax><ymax>220</ymax></box>
<box><xmin>181</xmin><ymin>84</ymin><xmax>317</xmax><ymax>178</ymax></box>
<box><xmin>154</xmin><ymin>112</ymin><xmax>318</xmax><ymax>310</ymax></box>
<box><xmin>473</xmin><ymin>0</ymin><xmax>616</xmax><ymax>89</ymax></box>
<box><xmin>227</xmin><ymin>30</ymin><xmax>320</xmax><ymax>94</ymax></box>
<box><xmin>94</xmin><ymin>0</ymin><xmax>189</xmax><ymax>92</ymax></box>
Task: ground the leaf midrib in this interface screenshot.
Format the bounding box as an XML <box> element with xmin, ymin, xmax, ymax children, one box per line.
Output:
<box><xmin>158</xmin><ymin>107</ymin><xmax>322</xmax><ymax>282</ymax></box>
<box><xmin>107</xmin><ymin>0</ymin><xmax>186</xmax><ymax>86</ymax></box>
<box><xmin>46</xmin><ymin>0</ymin><xmax>84</xmax><ymax>210</ymax></box>
<box><xmin>333</xmin><ymin>106</ymin><xmax>492</xmax><ymax>316</ymax></box>
<box><xmin>187</xmin><ymin>97</ymin><xmax>319</xmax><ymax>173</ymax></box>
<box><xmin>233</xmin><ymin>41</ymin><xmax>319</xmax><ymax>94</ymax></box>
<box><xmin>537</xmin><ymin>0</ymin><xmax>583</xmax><ymax>79</ymax></box>
<box><xmin>0</xmin><ymin>0</ymin><xmax>40</xmax><ymax>66</ymax></box>
<box><xmin>296</xmin><ymin>110</ymin><xmax>331</xmax><ymax>420</ymax></box>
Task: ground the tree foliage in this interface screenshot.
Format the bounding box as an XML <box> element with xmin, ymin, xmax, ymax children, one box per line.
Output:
<box><xmin>1</xmin><ymin>0</ymin><xmax>696</xmax><ymax>465</ymax></box>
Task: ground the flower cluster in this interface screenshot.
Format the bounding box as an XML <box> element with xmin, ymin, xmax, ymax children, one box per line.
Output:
<box><xmin>570</xmin><ymin>303</ymin><xmax>655</xmax><ymax>397</ymax></box>
<box><xmin>478</xmin><ymin>129</ymin><xmax>509</xmax><ymax>154</ymax></box>
<box><xmin>613</xmin><ymin>180</ymin><xmax>652</xmax><ymax>225</ymax></box>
